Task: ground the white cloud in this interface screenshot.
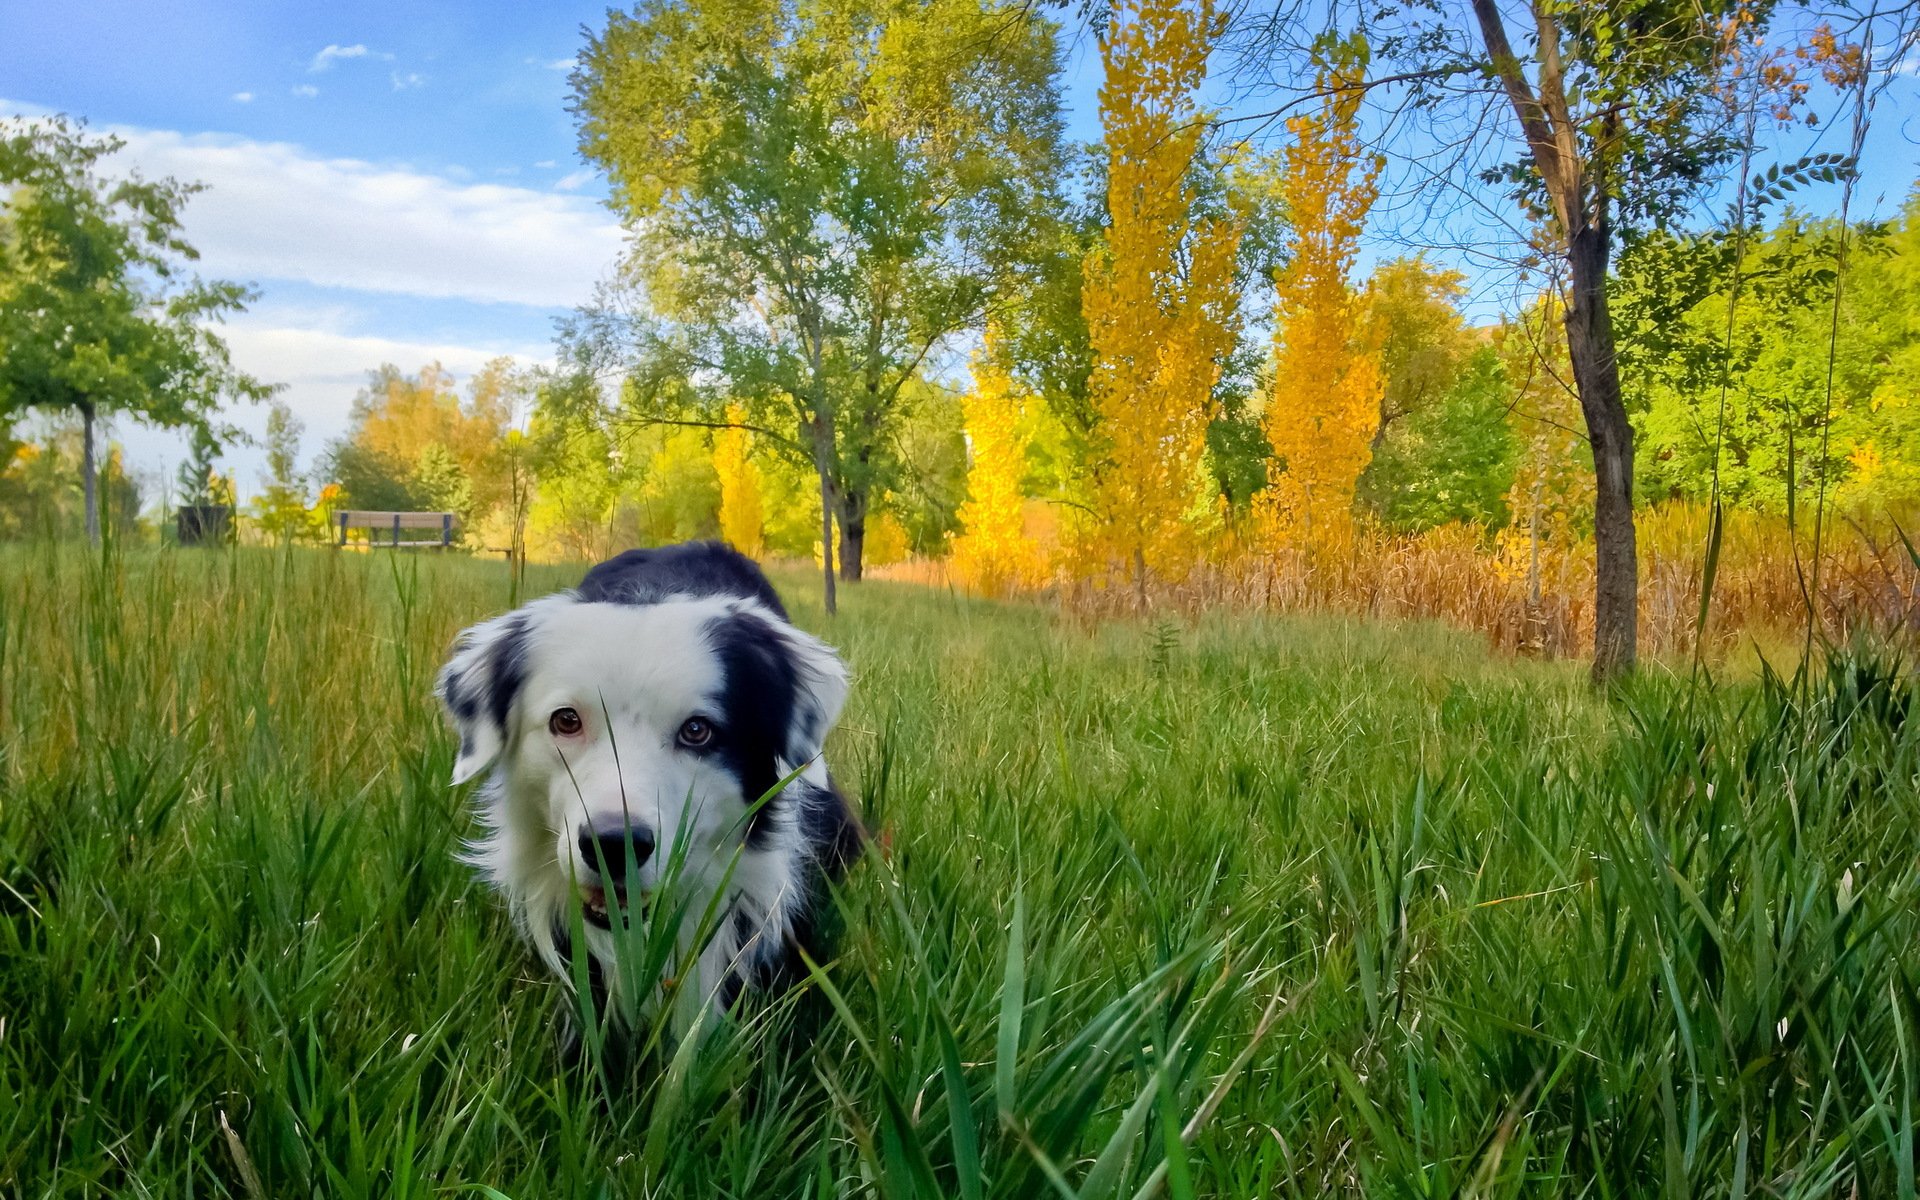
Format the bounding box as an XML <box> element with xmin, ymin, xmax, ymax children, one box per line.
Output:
<box><xmin>527</xmin><ymin>56</ymin><xmax>575</xmax><ymax>72</ymax></box>
<box><xmin>231</xmin><ymin>92</ymin><xmax>254</xmax><ymax>103</ymax></box>
<box><xmin>309</xmin><ymin>44</ymin><xmax>388</xmax><ymax>72</ymax></box>
<box><xmin>390</xmin><ymin>71</ymin><xmax>427</xmax><ymax>91</ymax></box>
<box><xmin>533</xmin><ymin>159</ymin><xmax>557</xmax><ymax>169</ymax></box>
<box><xmin>553</xmin><ymin>169</ymin><xmax>594</xmax><ymax>192</ymax></box>
<box><xmin>291</xmin><ymin>84</ymin><xmax>319</xmax><ymax>98</ymax></box>
<box><xmin>0</xmin><ymin>108</ymin><xmax>606</xmax><ymax>489</ymax></box>
<box><xmin>110</xmin><ymin>323</ymin><xmax>550</xmax><ymax>494</ymax></box>
<box><xmin>96</xmin><ymin>125</ymin><xmax>625</xmax><ymax>307</ymax></box>
<box><xmin>225</xmin><ymin>323</ymin><xmax>546</xmax><ymax>442</ymax></box>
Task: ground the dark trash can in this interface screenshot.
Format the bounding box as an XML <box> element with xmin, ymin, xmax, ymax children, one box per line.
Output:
<box><xmin>177</xmin><ymin>505</ymin><xmax>234</xmax><ymax>546</ymax></box>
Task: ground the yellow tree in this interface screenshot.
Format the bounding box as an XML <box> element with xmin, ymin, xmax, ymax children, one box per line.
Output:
<box><xmin>952</xmin><ymin>341</ymin><xmax>1037</xmax><ymax>593</ymax></box>
<box><xmin>1081</xmin><ymin>0</ymin><xmax>1241</xmax><ymax>586</ymax></box>
<box><xmin>352</xmin><ymin>363</ymin><xmax>504</xmax><ymax>480</ymax></box>
<box><xmin>714</xmin><ymin>403</ymin><xmax>765</xmax><ymax>558</ymax></box>
<box><xmin>1258</xmin><ymin>48</ymin><xmax>1384</xmax><ymax>548</ymax></box>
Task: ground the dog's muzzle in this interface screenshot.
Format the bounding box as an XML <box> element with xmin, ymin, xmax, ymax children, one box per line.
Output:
<box><xmin>577</xmin><ymin>826</ymin><xmax>654</xmax><ymax>929</ymax></box>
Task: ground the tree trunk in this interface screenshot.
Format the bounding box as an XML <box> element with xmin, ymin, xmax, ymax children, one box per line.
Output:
<box><xmin>1469</xmin><ymin>0</ymin><xmax>1637</xmax><ymax>684</ymax></box>
<box><xmin>1564</xmin><ymin>222</ymin><xmax>1637</xmax><ymax>683</ymax></box>
<box><xmin>80</xmin><ymin>400</ymin><xmax>100</xmax><ymax>545</ymax></box>
<box><xmin>1526</xmin><ymin>476</ymin><xmax>1544</xmax><ymax>652</ymax></box>
<box><xmin>837</xmin><ymin>488</ymin><xmax>866</xmax><ymax>583</ymax></box>
<box><xmin>812</xmin><ymin>435</ymin><xmax>838</xmax><ymax>616</ymax></box>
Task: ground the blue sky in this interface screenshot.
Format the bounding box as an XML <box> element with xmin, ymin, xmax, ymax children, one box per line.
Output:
<box><xmin>2</xmin><ymin>1</ymin><xmax>1914</xmax><ymax>496</ymax></box>
<box><xmin>2</xmin><ymin>0</ymin><xmax>645</xmax><ymax>492</ymax></box>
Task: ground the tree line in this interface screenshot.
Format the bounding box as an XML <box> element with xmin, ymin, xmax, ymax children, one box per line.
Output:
<box><xmin>4</xmin><ymin>0</ymin><xmax>1915</xmax><ymax>680</ymax></box>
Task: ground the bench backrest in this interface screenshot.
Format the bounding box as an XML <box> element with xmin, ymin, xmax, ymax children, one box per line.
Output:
<box><xmin>337</xmin><ymin>511</ymin><xmax>454</xmax><ymax>530</ymax></box>
<box><xmin>336</xmin><ymin>510</ymin><xmax>457</xmax><ymax>547</ymax></box>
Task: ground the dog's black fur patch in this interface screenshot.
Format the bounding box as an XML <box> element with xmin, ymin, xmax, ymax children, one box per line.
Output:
<box><xmin>440</xmin><ymin>611</ymin><xmax>531</xmax><ymax>762</ymax></box>
<box><xmin>483</xmin><ymin>612</ymin><xmax>531</xmax><ymax>731</ymax></box>
<box><xmin>702</xmin><ymin>607</ymin><xmax>863</xmax><ymax>869</ymax></box>
<box><xmin>706</xmin><ymin>607</ymin><xmax>802</xmax><ymax>848</ymax></box>
<box><xmin>578</xmin><ymin>541</ymin><xmax>789</xmax><ymax>619</ymax></box>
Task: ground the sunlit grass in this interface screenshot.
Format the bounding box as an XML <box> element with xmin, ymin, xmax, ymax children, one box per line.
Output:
<box><xmin>2</xmin><ymin>543</ymin><xmax>1916</xmax><ymax>1196</ymax></box>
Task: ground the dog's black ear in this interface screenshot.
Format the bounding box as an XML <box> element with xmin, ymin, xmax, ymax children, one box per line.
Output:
<box><xmin>708</xmin><ymin>604</ymin><xmax>850</xmax><ymax>778</ymax></box>
<box><xmin>435</xmin><ymin>607</ymin><xmax>535</xmax><ymax>785</ymax></box>
<box><xmin>772</xmin><ymin>622</ymin><xmax>849</xmax><ymax>765</ymax></box>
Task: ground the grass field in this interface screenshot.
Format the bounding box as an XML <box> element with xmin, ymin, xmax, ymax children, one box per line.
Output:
<box><xmin>3</xmin><ymin>544</ymin><xmax>1918</xmax><ymax>1198</ymax></box>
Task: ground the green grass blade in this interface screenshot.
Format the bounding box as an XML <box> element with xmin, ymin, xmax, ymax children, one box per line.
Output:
<box><xmin>996</xmin><ymin>889</ymin><xmax>1026</xmax><ymax>1125</ymax></box>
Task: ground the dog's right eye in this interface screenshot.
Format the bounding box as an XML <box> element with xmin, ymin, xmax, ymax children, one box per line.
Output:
<box><xmin>549</xmin><ymin>707</ymin><xmax>583</xmax><ymax>737</ymax></box>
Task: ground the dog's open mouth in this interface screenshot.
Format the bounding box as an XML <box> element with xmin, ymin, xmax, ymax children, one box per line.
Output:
<box><xmin>580</xmin><ymin>883</ymin><xmax>649</xmax><ymax>929</ymax></box>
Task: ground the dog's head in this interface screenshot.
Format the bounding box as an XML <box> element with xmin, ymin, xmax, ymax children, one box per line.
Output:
<box><xmin>436</xmin><ymin>593</ymin><xmax>848</xmax><ymax>931</ymax></box>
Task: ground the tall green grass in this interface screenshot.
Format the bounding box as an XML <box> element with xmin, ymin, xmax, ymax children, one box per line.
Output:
<box><xmin>1</xmin><ymin>544</ymin><xmax>1916</xmax><ymax>1196</ymax></box>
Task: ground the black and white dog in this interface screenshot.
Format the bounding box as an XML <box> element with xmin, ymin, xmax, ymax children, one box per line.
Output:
<box><xmin>436</xmin><ymin>542</ymin><xmax>861</xmax><ymax>1015</ymax></box>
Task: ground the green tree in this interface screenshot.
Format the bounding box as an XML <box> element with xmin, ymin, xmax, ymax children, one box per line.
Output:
<box><xmin>526</xmin><ymin>369</ymin><xmax>628</xmax><ymax>562</ymax></box>
<box><xmin>0</xmin><ymin>117</ymin><xmax>269</xmax><ymax>542</ymax></box>
<box><xmin>571</xmin><ymin>0</ymin><xmax>1068</xmax><ymax>608</ymax></box>
<box><xmin>413</xmin><ymin>443</ymin><xmax>474</xmax><ymax>531</ymax></box>
<box><xmin>176</xmin><ymin>424</ymin><xmax>222</xmax><ymax>508</ymax></box>
<box><xmin>1615</xmin><ymin>204</ymin><xmax>1912</xmax><ymax>515</ymax></box>
<box><xmin>324</xmin><ymin>440</ymin><xmax>417</xmax><ymax>513</ymax></box>
<box><xmin>1464</xmin><ymin>0</ymin><xmax>1775</xmax><ymax>680</ymax></box>
<box><xmin>1358</xmin><ymin>345</ymin><xmax>1518</xmax><ymax>531</ymax></box>
<box><xmin>1362</xmin><ymin>257</ymin><xmax>1476</xmax><ymax>447</ymax></box>
<box><xmin>1842</xmin><ymin>187</ymin><xmax>1920</xmax><ymax>508</ymax></box>
<box><xmin>630</xmin><ymin>427</ymin><xmax>721</xmax><ymax>546</ymax></box>
<box><xmin>252</xmin><ymin>399</ymin><xmax>315</xmax><ymax>541</ymax></box>
<box><xmin>877</xmin><ymin>374</ymin><xmax>969</xmax><ymax>555</ymax></box>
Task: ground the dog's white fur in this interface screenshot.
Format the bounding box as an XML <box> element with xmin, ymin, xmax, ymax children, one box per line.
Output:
<box><xmin>439</xmin><ymin>592</ymin><xmax>849</xmax><ymax>1013</ymax></box>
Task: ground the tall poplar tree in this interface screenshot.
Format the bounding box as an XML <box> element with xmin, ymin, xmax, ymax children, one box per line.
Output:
<box><xmin>1081</xmin><ymin>0</ymin><xmax>1243</xmax><ymax>587</ymax></box>
<box><xmin>1258</xmin><ymin>42</ymin><xmax>1384</xmax><ymax>548</ymax></box>
<box><xmin>952</xmin><ymin>336</ymin><xmax>1038</xmax><ymax>593</ymax></box>
<box><xmin>713</xmin><ymin>403</ymin><xmax>765</xmax><ymax>559</ymax></box>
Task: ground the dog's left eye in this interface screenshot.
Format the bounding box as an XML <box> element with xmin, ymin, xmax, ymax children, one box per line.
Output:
<box><xmin>677</xmin><ymin>716</ymin><xmax>715</xmax><ymax>748</ymax></box>
<box><xmin>549</xmin><ymin>707</ymin><xmax>583</xmax><ymax>737</ymax></box>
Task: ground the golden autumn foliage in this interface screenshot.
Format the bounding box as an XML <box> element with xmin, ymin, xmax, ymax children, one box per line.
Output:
<box><xmin>1258</xmin><ymin>51</ymin><xmax>1384</xmax><ymax>549</ymax></box>
<box><xmin>952</xmin><ymin>343</ymin><xmax>1039</xmax><ymax>593</ymax></box>
<box><xmin>1080</xmin><ymin>0</ymin><xmax>1241</xmax><ymax>584</ymax></box>
<box><xmin>352</xmin><ymin>363</ymin><xmax>506</xmax><ymax>475</ymax></box>
<box><xmin>1499</xmin><ymin>295</ymin><xmax>1593</xmax><ymax>545</ymax></box>
<box><xmin>714</xmin><ymin>404</ymin><xmax>765</xmax><ymax>558</ymax></box>
<box><xmin>863</xmin><ymin>511</ymin><xmax>913</xmax><ymax>567</ymax></box>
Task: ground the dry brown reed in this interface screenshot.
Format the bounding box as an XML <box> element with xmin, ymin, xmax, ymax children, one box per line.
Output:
<box><xmin>870</xmin><ymin>503</ymin><xmax>1920</xmax><ymax>664</ymax></box>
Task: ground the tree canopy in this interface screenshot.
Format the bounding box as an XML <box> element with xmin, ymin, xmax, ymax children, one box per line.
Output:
<box><xmin>570</xmin><ymin>0</ymin><xmax>1069</xmax><ymax>604</ymax></box>
<box><xmin>0</xmin><ymin>116</ymin><xmax>269</xmax><ymax>540</ymax></box>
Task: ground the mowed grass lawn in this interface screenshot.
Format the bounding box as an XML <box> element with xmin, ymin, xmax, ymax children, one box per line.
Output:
<box><xmin>3</xmin><ymin>544</ymin><xmax>1918</xmax><ymax>1198</ymax></box>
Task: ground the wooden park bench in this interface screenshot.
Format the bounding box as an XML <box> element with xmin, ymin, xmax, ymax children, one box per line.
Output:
<box><xmin>335</xmin><ymin>510</ymin><xmax>458</xmax><ymax>549</ymax></box>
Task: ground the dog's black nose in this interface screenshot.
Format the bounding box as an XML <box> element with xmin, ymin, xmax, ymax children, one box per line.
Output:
<box><xmin>579</xmin><ymin>827</ymin><xmax>655</xmax><ymax>878</ymax></box>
